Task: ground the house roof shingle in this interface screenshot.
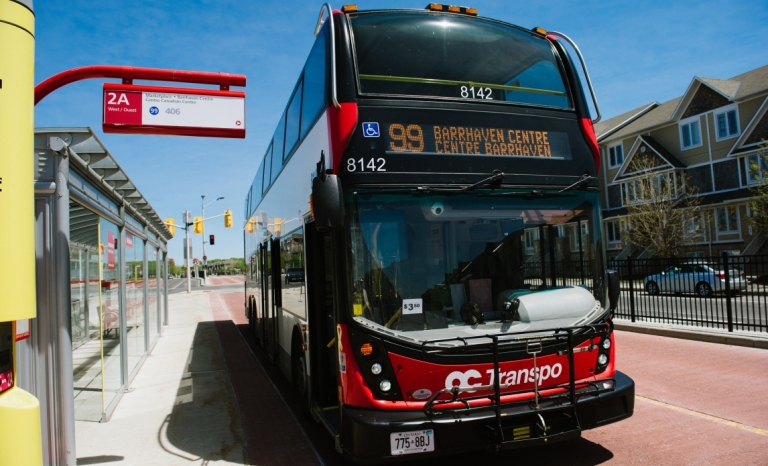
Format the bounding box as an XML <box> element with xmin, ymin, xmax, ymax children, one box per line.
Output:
<box><xmin>594</xmin><ymin>102</ymin><xmax>658</xmax><ymax>142</ymax></box>
<box><xmin>600</xmin><ymin>64</ymin><xmax>768</xmax><ymax>145</ymax></box>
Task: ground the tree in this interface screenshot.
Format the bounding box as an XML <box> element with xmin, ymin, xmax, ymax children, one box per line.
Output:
<box><xmin>620</xmin><ymin>155</ymin><xmax>705</xmax><ymax>258</ymax></box>
<box><xmin>748</xmin><ymin>141</ymin><xmax>768</xmax><ymax>233</ymax></box>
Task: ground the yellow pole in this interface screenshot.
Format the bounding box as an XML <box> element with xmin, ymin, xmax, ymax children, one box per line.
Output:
<box><xmin>0</xmin><ymin>1</ymin><xmax>43</xmax><ymax>464</ymax></box>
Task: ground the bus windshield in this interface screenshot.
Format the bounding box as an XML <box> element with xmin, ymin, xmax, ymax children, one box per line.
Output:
<box><xmin>347</xmin><ymin>190</ymin><xmax>604</xmax><ymax>343</ymax></box>
<box><xmin>350</xmin><ymin>11</ymin><xmax>571</xmax><ymax>109</ymax></box>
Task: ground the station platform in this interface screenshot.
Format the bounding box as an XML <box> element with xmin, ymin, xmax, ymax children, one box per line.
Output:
<box><xmin>74</xmin><ymin>279</ymin><xmax>321</xmax><ymax>465</ymax></box>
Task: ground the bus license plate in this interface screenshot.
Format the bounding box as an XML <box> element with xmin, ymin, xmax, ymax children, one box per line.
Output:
<box><xmin>390</xmin><ymin>429</ymin><xmax>435</xmax><ymax>455</ymax></box>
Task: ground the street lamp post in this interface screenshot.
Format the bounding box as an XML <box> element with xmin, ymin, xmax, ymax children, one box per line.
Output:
<box><xmin>201</xmin><ymin>195</ymin><xmax>224</xmax><ymax>283</ymax></box>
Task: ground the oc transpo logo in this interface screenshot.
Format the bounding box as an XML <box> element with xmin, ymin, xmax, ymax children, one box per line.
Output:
<box><xmin>444</xmin><ymin>363</ymin><xmax>563</xmax><ymax>393</ymax></box>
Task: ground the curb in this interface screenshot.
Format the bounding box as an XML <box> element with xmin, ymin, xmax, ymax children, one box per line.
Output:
<box><xmin>614</xmin><ymin>320</ymin><xmax>768</xmax><ymax>350</ymax></box>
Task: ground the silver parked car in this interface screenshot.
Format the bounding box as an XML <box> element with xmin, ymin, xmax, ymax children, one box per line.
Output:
<box><xmin>644</xmin><ymin>262</ymin><xmax>747</xmax><ymax>297</ymax></box>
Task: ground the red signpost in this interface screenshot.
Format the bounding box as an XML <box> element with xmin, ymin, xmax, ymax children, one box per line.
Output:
<box><xmin>102</xmin><ymin>84</ymin><xmax>245</xmax><ymax>138</ymax></box>
<box><xmin>36</xmin><ymin>65</ymin><xmax>247</xmax><ymax>138</ymax></box>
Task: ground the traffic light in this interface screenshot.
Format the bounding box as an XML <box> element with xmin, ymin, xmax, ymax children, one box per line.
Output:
<box><xmin>246</xmin><ymin>216</ymin><xmax>255</xmax><ymax>234</ymax></box>
<box><xmin>209</xmin><ymin>234</ymin><xmax>215</xmax><ymax>246</ymax></box>
<box><xmin>165</xmin><ymin>218</ymin><xmax>175</xmax><ymax>237</ymax></box>
<box><xmin>193</xmin><ymin>216</ymin><xmax>203</xmax><ymax>234</ymax></box>
<box><xmin>224</xmin><ymin>209</ymin><xmax>233</xmax><ymax>228</ymax></box>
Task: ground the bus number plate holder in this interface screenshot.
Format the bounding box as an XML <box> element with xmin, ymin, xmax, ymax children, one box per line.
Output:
<box><xmin>390</xmin><ymin>429</ymin><xmax>435</xmax><ymax>456</ymax></box>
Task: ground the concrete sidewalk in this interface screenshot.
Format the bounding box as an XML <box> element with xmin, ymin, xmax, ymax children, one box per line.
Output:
<box><xmin>75</xmin><ymin>289</ymin><xmax>319</xmax><ymax>466</ymax></box>
<box><xmin>614</xmin><ymin>318</ymin><xmax>768</xmax><ymax>349</ymax></box>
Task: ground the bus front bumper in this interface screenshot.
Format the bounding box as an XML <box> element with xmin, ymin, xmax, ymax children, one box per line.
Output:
<box><xmin>340</xmin><ymin>371</ymin><xmax>634</xmax><ymax>464</ymax></box>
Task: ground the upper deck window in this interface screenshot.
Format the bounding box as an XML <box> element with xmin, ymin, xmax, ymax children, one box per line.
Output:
<box><xmin>350</xmin><ymin>12</ymin><xmax>571</xmax><ymax>109</ymax></box>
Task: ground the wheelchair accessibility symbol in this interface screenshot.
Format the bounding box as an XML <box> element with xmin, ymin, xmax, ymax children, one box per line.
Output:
<box><xmin>362</xmin><ymin>122</ymin><xmax>380</xmax><ymax>138</ymax></box>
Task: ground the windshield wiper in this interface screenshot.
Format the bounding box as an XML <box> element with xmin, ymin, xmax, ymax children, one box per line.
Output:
<box><xmin>479</xmin><ymin>190</ymin><xmax>576</xmax><ymax>198</ymax></box>
<box><xmin>460</xmin><ymin>169</ymin><xmax>505</xmax><ymax>192</ymax></box>
<box><xmin>559</xmin><ymin>174</ymin><xmax>595</xmax><ymax>193</ymax></box>
<box><xmin>385</xmin><ymin>170</ymin><xmax>505</xmax><ymax>194</ymax></box>
<box><xmin>479</xmin><ymin>174</ymin><xmax>593</xmax><ymax>198</ymax></box>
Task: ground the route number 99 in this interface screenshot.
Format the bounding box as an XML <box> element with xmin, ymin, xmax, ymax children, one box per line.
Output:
<box><xmin>389</xmin><ymin>124</ymin><xmax>424</xmax><ymax>152</ymax></box>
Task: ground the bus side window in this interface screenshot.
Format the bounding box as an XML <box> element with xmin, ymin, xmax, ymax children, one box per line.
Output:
<box><xmin>271</xmin><ymin>114</ymin><xmax>285</xmax><ymax>185</ymax></box>
<box><xmin>284</xmin><ymin>80</ymin><xmax>304</xmax><ymax>161</ymax></box>
<box><xmin>301</xmin><ymin>29</ymin><xmax>327</xmax><ymax>139</ymax></box>
<box><xmin>253</xmin><ymin>159</ymin><xmax>264</xmax><ymax>202</ymax></box>
<box><xmin>262</xmin><ymin>143</ymin><xmax>273</xmax><ymax>195</ymax></box>
<box><xmin>280</xmin><ymin>226</ymin><xmax>306</xmax><ymax>318</ymax></box>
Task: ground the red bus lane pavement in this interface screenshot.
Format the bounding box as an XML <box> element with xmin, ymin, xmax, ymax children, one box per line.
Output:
<box><xmin>212</xmin><ymin>289</ymin><xmax>768</xmax><ymax>465</ymax></box>
<box><xmin>582</xmin><ymin>331</ymin><xmax>768</xmax><ymax>465</ymax></box>
<box><xmin>208</xmin><ymin>290</ymin><xmax>321</xmax><ymax>465</ymax></box>
<box><xmin>206</xmin><ymin>276</ymin><xmax>245</xmax><ymax>286</ymax></box>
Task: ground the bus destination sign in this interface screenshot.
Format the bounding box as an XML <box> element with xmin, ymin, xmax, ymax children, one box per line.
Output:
<box><xmin>102</xmin><ymin>83</ymin><xmax>246</xmax><ymax>138</ymax></box>
<box><xmin>384</xmin><ymin>123</ymin><xmax>571</xmax><ymax>159</ymax></box>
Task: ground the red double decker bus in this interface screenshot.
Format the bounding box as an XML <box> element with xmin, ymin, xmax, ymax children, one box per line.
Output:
<box><xmin>244</xmin><ymin>4</ymin><xmax>633</xmax><ymax>463</ymax></box>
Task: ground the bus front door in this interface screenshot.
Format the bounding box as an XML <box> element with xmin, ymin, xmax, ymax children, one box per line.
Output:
<box><xmin>259</xmin><ymin>241</ymin><xmax>269</xmax><ymax>347</ymax></box>
<box><xmin>306</xmin><ymin>223</ymin><xmax>339</xmax><ymax>409</ymax></box>
<box><xmin>270</xmin><ymin>237</ymin><xmax>282</xmax><ymax>361</ymax></box>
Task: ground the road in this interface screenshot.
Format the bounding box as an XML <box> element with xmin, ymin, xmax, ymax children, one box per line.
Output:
<box><xmin>205</xmin><ymin>282</ymin><xmax>768</xmax><ymax>465</ymax></box>
<box><xmin>167</xmin><ymin>275</ymin><xmax>245</xmax><ymax>294</ymax></box>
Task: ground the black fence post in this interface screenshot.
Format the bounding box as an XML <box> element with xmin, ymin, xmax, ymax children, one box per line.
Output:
<box><xmin>722</xmin><ymin>252</ymin><xmax>733</xmax><ymax>332</ymax></box>
<box><xmin>628</xmin><ymin>256</ymin><xmax>636</xmax><ymax>322</ymax></box>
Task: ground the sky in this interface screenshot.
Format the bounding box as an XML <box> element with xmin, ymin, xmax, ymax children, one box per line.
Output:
<box><xmin>33</xmin><ymin>0</ymin><xmax>768</xmax><ymax>265</ymax></box>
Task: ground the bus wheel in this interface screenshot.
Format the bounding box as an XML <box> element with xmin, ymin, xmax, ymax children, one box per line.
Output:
<box><xmin>646</xmin><ymin>281</ymin><xmax>659</xmax><ymax>296</ymax></box>
<box><xmin>292</xmin><ymin>345</ymin><xmax>312</xmax><ymax>418</ymax></box>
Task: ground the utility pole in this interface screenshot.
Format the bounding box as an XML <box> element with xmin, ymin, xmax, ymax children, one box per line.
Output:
<box><xmin>201</xmin><ymin>195</ymin><xmax>224</xmax><ymax>284</ymax></box>
<box><xmin>184</xmin><ymin>210</ymin><xmax>193</xmax><ymax>293</ymax></box>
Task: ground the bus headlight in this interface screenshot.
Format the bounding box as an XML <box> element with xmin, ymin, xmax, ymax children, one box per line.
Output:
<box><xmin>380</xmin><ymin>379</ymin><xmax>392</xmax><ymax>392</ymax></box>
<box><xmin>602</xmin><ymin>339</ymin><xmax>611</xmax><ymax>350</ymax></box>
<box><xmin>371</xmin><ymin>363</ymin><xmax>383</xmax><ymax>375</ymax></box>
<box><xmin>597</xmin><ymin>353</ymin><xmax>609</xmax><ymax>365</ymax></box>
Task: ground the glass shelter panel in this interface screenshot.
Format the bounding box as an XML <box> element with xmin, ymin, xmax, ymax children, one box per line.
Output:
<box><xmin>70</xmin><ymin>248</ymin><xmax>88</xmax><ymax>349</ymax></box>
<box><xmin>159</xmin><ymin>252</ymin><xmax>166</xmax><ymax>334</ymax></box>
<box><xmin>125</xmin><ymin>233</ymin><xmax>146</xmax><ymax>375</ymax></box>
<box><xmin>100</xmin><ymin>218</ymin><xmax>123</xmax><ymax>407</ymax></box>
<box><xmin>70</xmin><ymin>201</ymin><xmax>106</xmax><ymax>421</ymax></box>
<box><xmin>148</xmin><ymin>247</ymin><xmax>159</xmax><ymax>345</ymax></box>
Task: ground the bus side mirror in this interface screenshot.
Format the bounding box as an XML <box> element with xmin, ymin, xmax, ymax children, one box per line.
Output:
<box><xmin>607</xmin><ymin>269</ymin><xmax>620</xmax><ymax>311</ymax></box>
<box><xmin>312</xmin><ymin>174</ymin><xmax>344</xmax><ymax>232</ymax></box>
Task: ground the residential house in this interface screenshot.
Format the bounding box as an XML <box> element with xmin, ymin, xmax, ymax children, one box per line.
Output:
<box><xmin>596</xmin><ymin>64</ymin><xmax>768</xmax><ymax>259</ymax></box>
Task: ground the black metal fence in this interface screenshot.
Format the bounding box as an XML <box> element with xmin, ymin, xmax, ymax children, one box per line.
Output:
<box><xmin>522</xmin><ymin>260</ymin><xmax>593</xmax><ymax>291</ymax></box>
<box><xmin>608</xmin><ymin>254</ymin><xmax>768</xmax><ymax>333</ymax></box>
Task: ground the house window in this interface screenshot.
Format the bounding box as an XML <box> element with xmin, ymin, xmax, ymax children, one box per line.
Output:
<box><xmin>606</xmin><ymin>221</ymin><xmax>621</xmax><ymax>243</ymax></box>
<box><xmin>608</xmin><ymin>143</ymin><xmax>624</xmax><ymax>168</ymax></box>
<box><xmin>746</xmin><ymin>154</ymin><xmax>768</xmax><ymax>184</ymax></box>
<box><xmin>524</xmin><ymin>229</ymin><xmax>539</xmax><ymax>250</ymax></box>
<box><xmin>680</xmin><ymin>117</ymin><xmax>702</xmax><ymax>149</ymax></box>
<box><xmin>622</xmin><ymin>180</ymin><xmax>642</xmax><ymax>205</ymax></box>
<box><xmin>716</xmin><ymin>206</ymin><xmax>739</xmax><ymax>233</ymax></box>
<box><xmin>684</xmin><ymin>215</ymin><xmax>705</xmax><ymax>240</ymax></box>
<box><xmin>715</xmin><ymin>108</ymin><xmax>739</xmax><ymax>140</ymax></box>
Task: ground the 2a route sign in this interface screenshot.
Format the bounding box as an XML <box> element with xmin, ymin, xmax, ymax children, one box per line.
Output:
<box><xmin>102</xmin><ymin>83</ymin><xmax>245</xmax><ymax>138</ymax></box>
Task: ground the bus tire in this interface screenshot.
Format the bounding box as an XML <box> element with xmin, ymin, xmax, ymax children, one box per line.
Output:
<box><xmin>646</xmin><ymin>281</ymin><xmax>659</xmax><ymax>296</ymax></box>
<box><xmin>292</xmin><ymin>332</ymin><xmax>312</xmax><ymax>418</ymax></box>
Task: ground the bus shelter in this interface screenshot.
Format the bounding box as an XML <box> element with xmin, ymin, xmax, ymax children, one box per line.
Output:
<box><xmin>15</xmin><ymin>128</ymin><xmax>172</xmax><ymax>464</ymax></box>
